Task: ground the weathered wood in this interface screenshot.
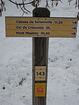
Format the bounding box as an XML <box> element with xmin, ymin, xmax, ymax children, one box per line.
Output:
<box><xmin>0</xmin><ymin>9</ymin><xmax>2</xmax><ymax>16</ymax></box>
<box><xmin>32</xmin><ymin>8</ymin><xmax>50</xmax><ymax>105</ymax></box>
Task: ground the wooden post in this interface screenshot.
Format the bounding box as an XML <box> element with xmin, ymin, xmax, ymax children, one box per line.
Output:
<box><xmin>32</xmin><ymin>8</ymin><xmax>50</xmax><ymax>105</ymax></box>
<box><xmin>0</xmin><ymin>9</ymin><xmax>2</xmax><ymax>16</ymax></box>
<box><xmin>78</xmin><ymin>0</ymin><xmax>79</xmax><ymax>9</ymax></box>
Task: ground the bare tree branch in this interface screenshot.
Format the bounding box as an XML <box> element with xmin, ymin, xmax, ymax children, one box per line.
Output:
<box><xmin>8</xmin><ymin>0</ymin><xmax>78</xmax><ymax>15</ymax></box>
<box><xmin>8</xmin><ymin>0</ymin><xmax>33</xmax><ymax>6</ymax></box>
<box><xmin>8</xmin><ymin>0</ymin><xmax>33</xmax><ymax>14</ymax></box>
<box><xmin>51</xmin><ymin>0</ymin><xmax>62</xmax><ymax>7</ymax></box>
<box><xmin>0</xmin><ymin>0</ymin><xmax>6</xmax><ymax>16</ymax></box>
<box><xmin>46</xmin><ymin>0</ymin><xmax>49</xmax><ymax>7</ymax></box>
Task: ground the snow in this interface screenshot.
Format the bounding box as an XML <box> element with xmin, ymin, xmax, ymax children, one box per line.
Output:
<box><xmin>0</xmin><ymin>0</ymin><xmax>79</xmax><ymax>105</ymax></box>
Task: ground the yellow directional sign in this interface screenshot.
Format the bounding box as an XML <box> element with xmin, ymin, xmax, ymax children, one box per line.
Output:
<box><xmin>5</xmin><ymin>17</ymin><xmax>78</xmax><ymax>37</ymax></box>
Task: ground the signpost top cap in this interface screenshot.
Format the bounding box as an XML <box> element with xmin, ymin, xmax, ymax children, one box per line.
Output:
<box><xmin>33</xmin><ymin>7</ymin><xmax>50</xmax><ymax>17</ymax></box>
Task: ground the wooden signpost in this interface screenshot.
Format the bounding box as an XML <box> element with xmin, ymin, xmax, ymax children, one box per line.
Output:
<box><xmin>32</xmin><ymin>8</ymin><xmax>50</xmax><ymax>105</ymax></box>
<box><xmin>5</xmin><ymin>7</ymin><xmax>78</xmax><ymax>105</ymax></box>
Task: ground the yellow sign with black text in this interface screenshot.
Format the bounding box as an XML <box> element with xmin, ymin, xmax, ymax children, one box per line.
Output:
<box><xmin>5</xmin><ymin>17</ymin><xmax>78</xmax><ymax>37</ymax></box>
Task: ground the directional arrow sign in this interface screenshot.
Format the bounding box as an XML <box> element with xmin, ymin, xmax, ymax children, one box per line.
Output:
<box><xmin>5</xmin><ymin>17</ymin><xmax>78</xmax><ymax>37</ymax></box>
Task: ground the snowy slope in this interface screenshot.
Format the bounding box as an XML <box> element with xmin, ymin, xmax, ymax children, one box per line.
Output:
<box><xmin>0</xmin><ymin>0</ymin><xmax>79</xmax><ymax>105</ymax></box>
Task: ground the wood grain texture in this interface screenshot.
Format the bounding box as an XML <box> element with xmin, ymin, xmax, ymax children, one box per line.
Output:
<box><xmin>32</xmin><ymin>8</ymin><xmax>50</xmax><ymax>105</ymax></box>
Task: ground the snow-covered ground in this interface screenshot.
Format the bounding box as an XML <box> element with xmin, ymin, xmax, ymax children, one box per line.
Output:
<box><xmin>0</xmin><ymin>0</ymin><xmax>79</xmax><ymax>105</ymax></box>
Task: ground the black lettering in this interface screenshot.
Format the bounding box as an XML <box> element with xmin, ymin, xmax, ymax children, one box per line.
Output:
<box><xmin>23</xmin><ymin>26</ymin><xmax>27</xmax><ymax>29</ymax></box>
<box><xmin>16</xmin><ymin>32</ymin><xmax>24</xmax><ymax>34</ymax></box>
<box><xmin>16</xmin><ymin>26</ymin><xmax>22</xmax><ymax>29</ymax></box>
